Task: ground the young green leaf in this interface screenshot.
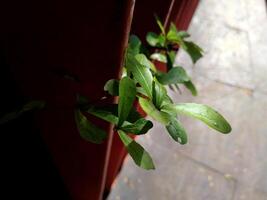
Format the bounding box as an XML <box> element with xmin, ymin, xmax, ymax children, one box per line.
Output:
<box><xmin>184</xmin><ymin>80</ymin><xmax>198</xmax><ymax>96</ymax></box>
<box><xmin>183</xmin><ymin>41</ymin><xmax>203</xmax><ymax>63</ymax></box>
<box><xmin>118</xmin><ymin>77</ymin><xmax>137</xmax><ymax>127</ymax></box>
<box><xmin>120</xmin><ymin>118</ymin><xmax>153</xmax><ymax>135</ymax></box>
<box><xmin>162</xmin><ymin>103</ymin><xmax>231</xmax><ymax>134</ymax></box>
<box><xmin>166</xmin><ymin>23</ymin><xmax>179</xmax><ymax>42</ymax></box>
<box><xmin>150</xmin><ymin>53</ymin><xmax>167</xmax><ymax>63</ymax></box>
<box><xmin>128</xmin><ymin>35</ymin><xmax>141</xmax><ymax>55</ymax></box>
<box><xmin>139</xmin><ymin>97</ymin><xmax>171</xmax><ymax>125</ymax></box>
<box><xmin>125</xmin><ymin>54</ymin><xmax>153</xmax><ymax>99</ymax></box>
<box><xmin>118</xmin><ymin>130</ymin><xmax>155</xmax><ymax>170</ymax></box>
<box><xmin>146</xmin><ymin>32</ymin><xmax>165</xmax><ymax>47</ymax></box>
<box><xmin>166</xmin><ymin>118</ymin><xmax>187</xmax><ymax>144</ymax></box>
<box><xmin>154</xmin><ymin>15</ymin><xmax>165</xmax><ymax>35</ymax></box>
<box><xmin>156</xmin><ymin>67</ymin><xmax>190</xmax><ymax>85</ymax></box>
<box><xmin>75</xmin><ymin>110</ymin><xmax>107</xmax><ymax>143</ymax></box>
<box><xmin>104</xmin><ymin>79</ymin><xmax>119</xmax><ymax>96</ymax></box>
<box><xmin>135</xmin><ymin>54</ymin><xmax>157</xmax><ymax>72</ymax></box>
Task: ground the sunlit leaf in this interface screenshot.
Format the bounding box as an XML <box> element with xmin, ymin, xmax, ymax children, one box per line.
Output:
<box><xmin>120</xmin><ymin>118</ymin><xmax>153</xmax><ymax>135</ymax></box>
<box><xmin>139</xmin><ymin>97</ymin><xmax>171</xmax><ymax>125</ymax></box>
<box><xmin>162</xmin><ymin>103</ymin><xmax>232</xmax><ymax>133</ymax></box>
<box><xmin>104</xmin><ymin>79</ymin><xmax>119</xmax><ymax>96</ymax></box>
<box><xmin>146</xmin><ymin>32</ymin><xmax>165</xmax><ymax>47</ymax></box>
<box><xmin>150</xmin><ymin>53</ymin><xmax>167</xmax><ymax>63</ymax></box>
<box><xmin>118</xmin><ymin>130</ymin><xmax>155</xmax><ymax>170</ymax></box>
<box><xmin>166</xmin><ymin>118</ymin><xmax>187</xmax><ymax>144</ymax></box>
<box><xmin>135</xmin><ymin>54</ymin><xmax>157</xmax><ymax>72</ymax></box>
<box><xmin>118</xmin><ymin>77</ymin><xmax>136</xmax><ymax>127</ymax></box>
<box><xmin>75</xmin><ymin>110</ymin><xmax>107</xmax><ymax>143</ymax></box>
<box><xmin>155</xmin><ymin>15</ymin><xmax>165</xmax><ymax>35</ymax></box>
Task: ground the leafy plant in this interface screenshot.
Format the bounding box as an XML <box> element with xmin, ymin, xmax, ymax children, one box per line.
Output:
<box><xmin>75</xmin><ymin>18</ymin><xmax>231</xmax><ymax>170</ymax></box>
<box><xmin>0</xmin><ymin>17</ymin><xmax>231</xmax><ymax>170</ymax></box>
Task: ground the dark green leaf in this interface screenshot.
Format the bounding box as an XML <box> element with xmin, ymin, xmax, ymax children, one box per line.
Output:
<box><xmin>139</xmin><ymin>97</ymin><xmax>171</xmax><ymax>125</ymax></box>
<box><xmin>184</xmin><ymin>80</ymin><xmax>198</xmax><ymax>96</ymax></box>
<box><xmin>128</xmin><ymin>35</ymin><xmax>141</xmax><ymax>55</ymax></box>
<box><xmin>162</xmin><ymin>103</ymin><xmax>232</xmax><ymax>133</ymax></box>
<box><xmin>0</xmin><ymin>101</ymin><xmax>45</xmax><ymax>125</ymax></box>
<box><xmin>183</xmin><ymin>41</ymin><xmax>203</xmax><ymax>63</ymax></box>
<box><xmin>166</xmin><ymin>118</ymin><xmax>187</xmax><ymax>144</ymax></box>
<box><xmin>150</xmin><ymin>53</ymin><xmax>167</xmax><ymax>63</ymax></box>
<box><xmin>77</xmin><ymin>94</ymin><xmax>89</xmax><ymax>106</ymax></box>
<box><xmin>156</xmin><ymin>67</ymin><xmax>190</xmax><ymax>85</ymax></box>
<box><xmin>118</xmin><ymin>77</ymin><xmax>136</xmax><ymax>127</ymax></box>
<box><xmin>125</xmin><ymin>54</ymin><xmax>153</xmax><ymax>99</ymax></box>
<box><xmin>87</xmin><ymin>106</ymin><xmax>118</xmax><ymax>124</ymax></box>
<box><xmin>118</xmin><ymin>130</ymin><xmax>155</xmax><ymax>170</ymax></box>
<box><xmin>87</xmin><ymin>105</ymin><xmax>142</xmax><ymax>124</ymax></box>
<box><xmin>135</xmin><ymin>54</ymin><xmax>157</xmax><ymax>72</ymax></box>
<box><xmin>75</xmin><ymin>110</ymin><xmax>107</xmax><ymax>143</ymax></box>
<box><xmin>104</xmin><ymin>79</ymin><xmax>119</xmax><ymax>96</ymax></box>
<box><xmin>120</xmin><ymin>118</ymin><xmax>153</xmax><ymax>135</ymax></box>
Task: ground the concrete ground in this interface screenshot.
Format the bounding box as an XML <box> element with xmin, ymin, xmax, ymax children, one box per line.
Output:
<box><xmin>108</xmin><ymin>0</ymin><xmax>267</xmax><ymax>199</ymax></box>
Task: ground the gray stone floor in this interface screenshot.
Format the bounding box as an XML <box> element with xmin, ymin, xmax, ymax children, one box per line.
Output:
<box><xmin>108</xmin><ymin>0</ymin><xmax>267</xmax><ymax>199</ymax></box>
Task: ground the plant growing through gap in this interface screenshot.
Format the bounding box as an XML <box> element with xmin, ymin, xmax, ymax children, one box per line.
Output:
<box><xmin>0</xmin><ymin>17</ymin><xmax>231</xmax><ymax>170</ymax></box>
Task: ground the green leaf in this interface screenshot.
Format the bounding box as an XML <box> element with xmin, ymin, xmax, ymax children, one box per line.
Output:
<box><xmin>75</xmin><ymin>110</ymin><xmax>107</xmax><ymax>143</ymax></box>
<box><xmin>139</xmin><ymin>97</ymin><xmax>171</xmax><ymax>125</ymax></box>
<box><xmin>0</xmin><ymin>101</ymin><xmax>45</xmax><ymax>125</ymax></box>
<box><xmin>163</xmin><ymin>103</ymin><xmax>232</xmax><ymax>134</ymax></box>
<box><xmin>152</xmin><ymin>79</ymin><xmax>167</xmax><ymax>109</ymax></box>
<box><xmin>125</xmin><ymin>54</ymin><xmax>153</xmax><ymax>99</ymax></box>
<box><xmin>178</xmin><ymin>31</ymin><xmax>190</xmax><ymax>38</ymax></box>
<box><xmin>155</xmin><ymin>15</ymin><xmax>165</xmax><ymax>35</ymax></box>
<box><xmin>118</xmin><ymin>130</ymin><xmax>155</xmax><ymax>170</ymax></box>
<box><xmin>87</xmin><ymin>105</ymin><xmax>142</xmax><ymax>125</ymax></box>
<box><xmin>146</xmin><ymin>32</ymin><xmax>165</xmax><ymax>47</ymax></box>
<box><xmin>150</xmin><ymin>53</ymin><xmax>167</xmax><ymax>63</ymax></box>
<box><xmin>87</xmin><ymin>106</ymin><xmax>118</xmax><ymax>124</ymax></box>
<box><xmin>166</xmin><ymin>118</ymin><xmax>187</xmax><ymax>144</ymax></box>
<box><xmin>183</xmin><ymin>41</ymin><xmax>203</xmax><ymax>63</ymax></box>
<box><xmin>104</xmin><ymin>79</ymin><xmax>119</xmax><ymax>96</ymax></box>
<box><xmin>120</xmin><ymin>118</ymin><xmax>153</xmax><ymax>135</ymax></box>
<box><xmin>166</xmin><ymin>23</ymin><xmax>179</xmax><ymax>42</ymax></box>
<box><xmin>184</xmin><ymin>80</ymin><xmax>198</xmax><ymax>96</ymax></box>
<box><xmin>135</xmin><ymin>54</ymin><xmax>157</xmax><ymax>72</ymax></box>
<box><xmin>156</xmin><ymin>67</ymin><xmax>190</xmax><ymax>85</ymax></box>
<box><xmin>118</xmin><ymin>77</ymin><xmax>137</xmax><ymax>127</ymax></box>
<box><xmin>128</xmin><ymin>35</ymin><xmax>141</xmax><ymax>55</ymax></box>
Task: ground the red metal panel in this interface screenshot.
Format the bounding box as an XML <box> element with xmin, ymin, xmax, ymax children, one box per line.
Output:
<box><xmin>0</xmin><ymin>0</ymin><xmax>134</xmax><ymax>199</ymax></box>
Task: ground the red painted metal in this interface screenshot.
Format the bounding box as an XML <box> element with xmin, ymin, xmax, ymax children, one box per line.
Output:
<box><xmin>1</xmin><ymin>0</ymin><xmax>134</xmax><ymax>200</ymax></box>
